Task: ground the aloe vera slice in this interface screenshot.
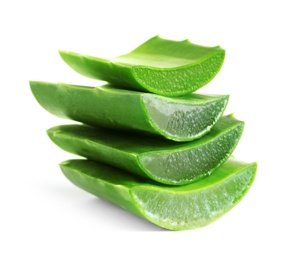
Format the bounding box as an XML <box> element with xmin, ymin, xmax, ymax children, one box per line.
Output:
<box><xmin>59</xmin><ymin>36</ymin><xmax>225</xmax><ymax>97</ymax></box>
<box><xmin>30</xmin><ymin>81</ymin><xmax>228</xmax><ymax>142</ymax></box>
<box><xmin>47</xmin><ymin>115</ymin><xmax>244</xmax><ymax>185</ymax></box>
<box><xmin>60</xmin><ymin>158</ymin><xmax>256</xmax><ymax>230</ymax></box>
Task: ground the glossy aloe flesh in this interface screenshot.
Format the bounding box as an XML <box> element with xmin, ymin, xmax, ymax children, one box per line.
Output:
<box><xmin>30</xmin><ymin>81</ymin><xmax>228</xmax><ymax>142</ymax></box>
<box><xmin>47</xmin><ymin>115</ymin><xmax>244</xmax><ymax>185</ymax></box>
<box><xmin>59</xmin><ymin>36</ymin><xmax>225</xmax><ymax>97</ymax></box>
<box><xmin>60</xmin><ymin>158</ymin><xmax>256</xmax><ymax>230</ymax></box>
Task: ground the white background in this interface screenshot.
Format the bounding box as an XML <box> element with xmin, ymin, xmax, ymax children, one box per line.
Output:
<box><xmin>1</xmin><ymin>0</ymin><xmax>296</xmax><ymax>259</ymax></box>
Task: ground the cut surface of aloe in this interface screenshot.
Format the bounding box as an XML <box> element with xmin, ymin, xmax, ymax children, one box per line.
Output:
<box><xmin>47</xmin><ymin>115</ymin><xmax>244</xmax><ymax>185</ymax></box>
<box><xmin>60</xmin><ymin>158</ymin><xmax>256</xmax><ymax>230</ymax></box>
<box><xmin>59</xmin><ymin>36</ymin><xmax>225</xmax><ymax>97</ymax></box>
<box><xmin>30</xmin><ymin>81</ymin><xmax>228</xmax><ymax>142</ymax></box>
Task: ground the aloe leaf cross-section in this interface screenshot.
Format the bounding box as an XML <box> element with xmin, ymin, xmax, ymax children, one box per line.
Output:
<box><xmin>30</xmin><ymin>81</ymin><xmax>228</xmax><ymax>142</ymax></box>
<box><xmin>60</xmin><ymin>158</ymin><xmax>257</xmax><ymax>230</ymax></box>
<box><xmin>47</xmin><ymin>115</ymin><xmax>244</xmax><ymax>185</ymax></box>
<box><xmin>59</xmin><ymin>36</ymin><xmax>225</xmax><ymax>97</ymax></box>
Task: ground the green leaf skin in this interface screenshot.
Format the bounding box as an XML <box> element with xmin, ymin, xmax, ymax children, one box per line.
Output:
<box><xmin>59</xmin><ymin>36</ymin><xmax>225</xmax><ymax>97</ymax></box>
<box><xmin>47</xmin><ymin>115</ymin><xmax>244</xmax><ymax>185</ymax></box>
<box><xmin>60</xmin><ymin>158</ymin><xmax>257</xmax><ymax>231</ymax></box>
<box><xmin>30</xmin><ymin>81</ymin><xmax>228</xmax><ymax>142</ymax></box>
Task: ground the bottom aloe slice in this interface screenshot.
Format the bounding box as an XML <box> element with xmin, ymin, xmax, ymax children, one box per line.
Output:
<box><xmin>47</xmin><ymin>115</ymin><xmax>244</xmax><ymax>185</ymax></box>
<box><xmin>60</xmin><ymin>159</ymin><xmax>257</xmax><ymax>231</ymax></box>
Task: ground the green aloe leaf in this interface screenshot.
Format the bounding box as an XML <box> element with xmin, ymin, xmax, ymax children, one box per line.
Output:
<box><xmin>59</xmin><ymin>36</ymin><xmax>225</xmax><ymax>97</ymax></box>
<box><xmin>30</xmin><ymin>81</ymin><xmax>228</xmax><ymax>142</ymax></box>
<box><xmin>60</xmin><ymin>158</ymin><xmax>257</xmax><ymax>230</ymax></box>
<box><xmin>47</xmin><ymin>115</ymin><xmax>244</xmax><ymax>185</ymax></box>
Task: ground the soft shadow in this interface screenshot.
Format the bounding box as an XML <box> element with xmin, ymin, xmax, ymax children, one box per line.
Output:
<box><xmin>81</xmin><ymin>197</ymin><xmax>165</xmax><ymax>232</ymax></box>
<box><xmin>45</xmin><ymin>182</ymin><xmax>165</xmax><ymax>231</ymax></box>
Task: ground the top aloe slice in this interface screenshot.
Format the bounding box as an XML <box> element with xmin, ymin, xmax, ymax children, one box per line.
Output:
<box><xmin>59</xmin><ymin>36</ymin><xmax>225</xmax><ymax>97</ymax></box>
<box><xmin>29</xmin><ymin>81</ymin><xmax>228</xmax><ymax>142</ymax></box>
<box><xmin>47</xmin><ymin>115</ymin><xmax>244</xmax><ymax>185</ymax></box>
<box><xmin>60</xmin><ymin>158</ymin><xmax>257</xmax><ymax>230</ymax></box>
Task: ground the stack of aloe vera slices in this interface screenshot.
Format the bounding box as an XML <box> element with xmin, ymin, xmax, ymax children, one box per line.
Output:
<box><xmin>30</xmin><ymin>36</ymin><xmax>256</xmax><ymax>231</ymax></box>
